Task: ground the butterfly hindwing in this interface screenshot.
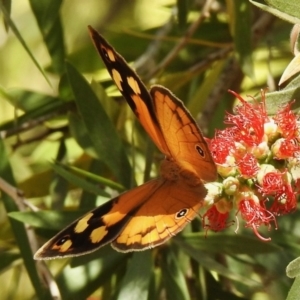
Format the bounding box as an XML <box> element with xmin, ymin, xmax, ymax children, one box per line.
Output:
<box><xmin>34</xmin><ymin>179</ymin><xmax>162</xmax><ymax>259</ymax></box>
<box><xmin>112</xmin><ymin>177</ymin><xmax>207</xmax><ymax>252</ymax></box>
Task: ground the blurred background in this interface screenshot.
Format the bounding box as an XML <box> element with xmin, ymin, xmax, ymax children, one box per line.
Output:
<box><xmin>0</xmin><ymin>0</ymin><xmax>299</xmax><ymax>299</ymax></box>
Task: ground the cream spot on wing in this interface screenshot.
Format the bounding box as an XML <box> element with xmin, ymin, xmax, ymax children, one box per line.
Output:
<box><xmin>53</xmin><ymin>239</ymin><xmax>72</xmax><ymax>252</ymax></box>
<box><xmin>106</xmin><ymin>48</ymin><xmax>116</xmax><ymax>62</ymax></box>
<box><xmin>74</xmin><ymin>213</ymin><xmax>93</xmax><ymax>233</ymax></box>
<box><xmin>90</xmin><ymin>226</ymin><xmax>108</xmax><ymax>243</ymax></box>
<box><xmin>127</xmin><ymin>76</ymin><xmax>141</xmax><ymax>94</ymax></box>
<box><xmin>112</xmin><ymin>69</ymin><xmax>123</xmax><ymax>91</ymax></box>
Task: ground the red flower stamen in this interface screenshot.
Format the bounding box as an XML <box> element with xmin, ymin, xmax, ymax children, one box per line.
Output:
<box><xmin>278</xmin><ymin>138</ymin><xmax>300</xmax><ymax>158</ymax></box>
<box><xmin>211</xmin><ymin>128</ymin><xmax>236</xmax><ymax>164</ymax></box>
<box><xmin>259</xmin><ymin>171</ymin><xmax>284</xmax><ymax>195</ymax></box>
<box><xmin>270</xmin><ymin>184</ymin><xmax>297</xmax><ymax>216</ymax></box>
<box><xmin>273</xmin><ymin>100</ymin><xmax>298</xmax><ymax>139</ymax></box>
<box><xmin>203</xmin><ymin>205</ymin><xmax>229</xmax><ymax>232</ymax></box>
<box><xmin>237</xmin><ymin>198</ymin><xmax>276</xmax><ymax>241</ymax></box>
<box><xmin>225</xmin><ymin>90</ymin><xmax>269</xmax><ymax>146</ymax></box>
<box><xmin>236</xmin><ymin>153</ymin><xmax>259</xmax><ymax>178</ymax></box>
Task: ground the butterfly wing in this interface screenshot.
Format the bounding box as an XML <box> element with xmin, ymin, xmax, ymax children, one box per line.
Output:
<box><xmin>88</xmin><ymin>26</ymin><xmax>170</xmax><ymax>156</ymax></box>
<box><xmin>112</xmin><ymin>178</ymin><xmax>207</xmax><ymax>252</ymax></box>
<box><xmin>150</xmin><ymin>86</ymin><xmax>218</xmax><ymax>183</ymax></box>
<box><xmin>34</xmin><ymin>176</ymin><xmax>207</xmax><ymax>258</ymax></box>
<box><xmin>34</xmin><ymin>179</ymin><xmax>163</xmax><ymax>259</ymax></box>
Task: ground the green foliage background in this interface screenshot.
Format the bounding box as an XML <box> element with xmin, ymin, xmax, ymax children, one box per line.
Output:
<box><xmin>1</xmin><ymin>0</ymin><xmax>300</xmax><ymax>299</ymax></box>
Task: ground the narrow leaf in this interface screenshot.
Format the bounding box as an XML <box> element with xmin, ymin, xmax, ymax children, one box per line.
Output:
<box><xmin>57</xmin><ymin>247</ymin><xmax>128</xmax><ymax>299</ymax></box>
<box><xmin>265</xmin><ymin>0</ymin><xmax>300</xmax><ymax>22</ymax></box>
<box><xmin>52</xmin><ymin>163</ymin><xmax>111</xmax><ymax>197</ymax></box>
<box><xmin>161</xmin><ymin>247</ymin><xmax>190</xmax><ymax>300</ymax></box>
<box><xmin>117</xmin><ymin>251</ymin><xmax>152</xmax><ymax>300</ymax></box>
<box><xmin>249</xmin><ymin>0</ymin><xmax>300</xmax><ymax>24</ymax></box>
<box><xmin>231</xmin><ymin>0</ymin><xmax>253</xmax><ymax>77</ymax></box>
<box><xmin>8</xmin><ymin>210</ymin><xmax>86</xmax><ymax>230</ymax></box>
<box><xmin>66</xmin><ymin>62</ymin><xmax>133</xmax><ymax>188</ymax></box>
<box><xmin>0</xmin><ymin>139</ymin><xmax>52</xmax><ymax>299</ymax></box>
<box><xmin>0</xmin><ymin>3</ymin><xmax>51</xmax><ymax>85</ymax></box>
<box><xmin>179</xmin><ymin>233</ymin><xmax>281</xmax><ymax>254</ymax></box>
<box><xmin>286</xmin><ymin>276</ymin><xmax>300</xmax><ymax>300</ymax></box>
<box><xmin>175</xmin><ymin>237</ymin><xmax>260</xmax><ymax>287</ymax></box>
<box><xmin>29</xmin><ymin>0</ymin><xmax>65</xmax><ymax>74</ymax></box>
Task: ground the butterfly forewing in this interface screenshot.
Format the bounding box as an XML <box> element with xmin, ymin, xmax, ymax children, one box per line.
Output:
<box><xmin>88</xmin><ymin>26</ymin><xmax>170</xmax><ymax>156</ymax></box>
<box><xmin>150</xmin><ymin>86</ymin><xmax>218</xmax><ymax>182</ymax></box>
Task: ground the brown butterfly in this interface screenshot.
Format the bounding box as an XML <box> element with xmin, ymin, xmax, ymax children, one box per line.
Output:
<box><xmin>34</xmin><ymin>26</ymin><xmax>217</xmax><ymax>259</ymax></box>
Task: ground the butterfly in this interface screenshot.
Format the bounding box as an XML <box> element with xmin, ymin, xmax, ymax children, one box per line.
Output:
<box><xmin>34</xmin><ymin>26</ymin><xmax>217</xmax><ymax>259</ymax></box>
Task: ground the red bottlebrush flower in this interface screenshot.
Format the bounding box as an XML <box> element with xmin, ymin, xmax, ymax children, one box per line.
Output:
<box><xmin>236</xmin><ymin>153</ymin><xmax>259</xmax><ymax>179</ymax></box>
<box><xmin>270</xmin><ymin>184</ymin><xmax>297</xmax><ymax>216</ymax></box>
<box><xmin>206</xmin><ymin>89</ymin><xmax>300</xmax><ymax>242</ymax></box>
<box><xmin>225</xmin><ymin>91</ymin><xmax>269</xmax><ymax>146</ymax></box>
<box><xmin>259</xmin><ymin>171</ymin><xmax>284</xmax><ymax>195</ymax></box>
<box><xmin>272</xmin><ymin>138</ymin><xmax>300</xmax><ymax>159</ymax></box>
<box><xmin>237</xmin><ymin>196</ymin><xmax>276</xmax><ymax>241</ymax></box>
<box><xmin>203</xmin><ymin>204</ymin><xmax>229</xmax><ymax>232</ymax></box>
<box><xmin>210</xmin><ymin>128</ymin><xmax>236</xmax><ymax>164</ymax></box>
<box><xmin>294</xmin><ymin>178</ymin><xmax>300</xmax><ymax>193</ymax></box>
<box><xmin>273</xmin><ymin>100</ymin><xmax>298</xmax><ymax>139</ymax></box>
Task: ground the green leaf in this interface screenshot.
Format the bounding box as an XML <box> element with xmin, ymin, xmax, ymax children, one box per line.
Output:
<box><xmin>176</xmin><ymin>238</ymin><xmax>260</xmax><ymax>287</ymax></box>
<box><xmin>117</xmin><ymin>251</ymin><xmax>152</xmax><ymax>300</ymax></box>
<box><xmin>0</xmin><ymin>88</ymin><xmax>58</xmax><ymax>111</ymax></box>
<box><xmin>287</xmin><ymin>257</ymin><xmax>300</xmax><ymax>278</ymax></box>
<box><xmin>179</xmin><ymin>233</ymin><xmax>281</xmax><ymax>254</ymax></box>
<box><xmin>66</xmin><ymin>62</ymin><xmax>133</xmax><ymax>188</ymax></box>
<box><xmin>187</xmin><ymin>59</ymin><xmax>226</xmax><ymax>115</ymax></box>
<box><xmin>1</xmin><ymin>0</ymin><xmax>11</xmax><ymax>30</ymax></box>
<box><xmin>0</xmin><ymin>2</ymin><xmax>51</xmax><ymax>85</ymax></box>
<box><xmin>68</xmin><ymin>111</ymin><xmax>97</xmax><ymax>156</ymax></box>
<box><xmin>50</xmin><ymin>140</ymin><xmax>68</xmax><ymax>210</ymax></box>
<box><xmin>8</xmin><ymin>210</ymin><xmax>86</xmax><ymax>230</ymax></box>
<box><xmin>279</xmin><ymin>54</ymin><xmax>300</xmax><ymax>85</ymax></box>
<box><xmin>0</xmin><ymin>88</ymin><xmax>73</xmax><ymax>132</ymax></box>
<box><xmin>161</xmin><ymin>247</ymin><xmax>190</xmax><ymax>300</ymax></box>
<box><xmin>56</xmin><ymin>246</ymin><xmax>128</xmax><ymax>299</ymax></box>
<box><xmin>231</xmin><ymin>0</ymin><xmax>253</xmax><ymax>77</ymax></box>
<box><xmin>250</xmin><ymin>0</ymin><xmax>300</xmax><ymax>24</ymax></box>
<box><xmin>0</xmin><ymin>252</ymin><xmax>21</xmax><ymax>272</ymax></box>
<box><xmin>262</xmin><ymin>74</ymin><xmax>300</xmax><ymax>115</ymax></box>
<box><xmin>29</xmin><ymin>0</ymin><xmax>65</xmax><ymax>74</ymax></box>
<box><xmin>265</xmin><ymin>0</ymin><xmax>300</xmax><ymax>22</ymax></box>
<box><xmin>286</xmin><ymin>276</ymin><xmax>300</xmax><ymax>300</ymax></box>
<box><xmin>0</xmin><ymin>139</ymin><xmax>52</xmax><ymax>299</ymax></box>
<box><xmin>52</xmin><ymin>162</ymin><xmax>111</xmax><ymax>197</ymax></box>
